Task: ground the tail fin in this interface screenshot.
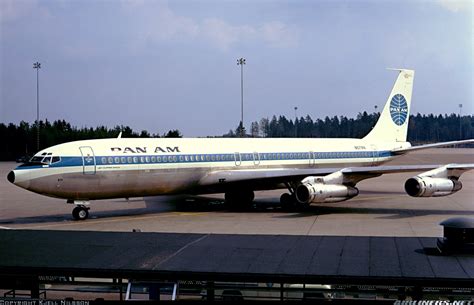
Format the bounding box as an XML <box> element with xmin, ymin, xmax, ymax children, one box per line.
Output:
<box><xmin>363</xmin><ymin>69</ymin><xmax>414</xmax><ymax>143</ymax></box>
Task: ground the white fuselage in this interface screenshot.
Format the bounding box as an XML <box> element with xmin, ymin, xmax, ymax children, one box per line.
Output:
<box><xmin>11</xmin><ymin>137</ymin><xmax>409</xmax><ymax>201</ymax></box>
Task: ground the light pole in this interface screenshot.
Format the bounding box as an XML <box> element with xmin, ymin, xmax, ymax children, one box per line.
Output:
<box><xmin>294</xmin><ymin>106</ymin><xmax>298</xmax><ymax>137</ymax></box>
<box><xmin>237</xmin><ymin>58</ymin><xmax>246</xmax><ymax>137</ymax></box>
<box><xmin>33</xmin><ymin>62</ymin><xmax>41</xmax><ymax>151</ymax></box>
<box><xmin>459</xmin><ymin>104</ymin><xmax>463</xmax><ymax>140</ymax></box>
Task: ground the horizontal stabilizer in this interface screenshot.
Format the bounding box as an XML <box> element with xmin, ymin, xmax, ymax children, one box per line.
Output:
<box><xmin>392</xmin><ymin>139</ymin><xmax>474</xmax><ymax>154</ymax></box>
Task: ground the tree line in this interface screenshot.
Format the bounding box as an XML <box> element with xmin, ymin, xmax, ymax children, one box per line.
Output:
<box><xmin>0</xmin><ymin>119</ymin><xmax>182</xmax><ymax>161</ymax></box>
<box><xmin>226</xmin><ymin>112</ymin><xmax>473</xmax><ymax>143</ymax></box>
<box><xmin>1</xmin><ymin>112</ymin><xmax>472</xmax><ymax>160</ymax></box>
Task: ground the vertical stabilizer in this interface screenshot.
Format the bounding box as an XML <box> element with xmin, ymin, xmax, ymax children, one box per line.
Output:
<box><xmin>364</xmin><ymin>69</ymin><xmax>414</xmax><ymax>142</ymax></box>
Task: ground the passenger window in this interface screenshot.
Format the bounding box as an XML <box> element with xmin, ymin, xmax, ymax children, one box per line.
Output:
<box><xmin>108</xmin><ymin>157</ymin><xmax>113</xmax><ymax>164</ymax></box>
<box><xmin>157</xmin><ymin>156</ymin><xmax>161</xmax><ymax>162</ymax></box>
<box><xmin>121</xmin><ymin>157</ymin><xmax>126</xmax><ymax>163</ymax></box>
<box><xmin>185</xmin><ymin>155</ymin><xmax>189</xmax><ymax>162</ymax></box>
<box><xmin>206</xmin><ymin>155</ymin><xmax>210</xmax><ymax>161</ymax></box>
<box><xmin>101</xmin><ymin>157</ymin><xmax>107</xmax><ymax>164</ymax></box>
<box><xmin>151</xmin><ymin>156</ymin><xmax>156</xmax><ymax>162</ymax></box>
<box><xmin>172</xmin><ymin>156</ymin><xmax>177</xmax><ymax>162</ymax></box>
<box><xmin>179</xmin><ymin>156</ymin><xmax>184</xmax><ymax>162</ymax></box>
<box><xmin>128</xmin><ymin>157</ymin><xmax>133</xmax><ymax>163</ymax></box>
<box><xmin>133</xmin><ymin>157</ymin><xmax>138</xmax><ymax>163</ymax></box>
<box><xmin>146</xmin><ymin>156</ymin><xmax>150</xmax><ymax>163</ymax></box>
<box><xmin>189</xmin><ymin>155</ymin><xmax>194</xmax><ymax>162</ymax></box>
<box><xmin>211</xmin><ymin>155</ymin><xmax>215</xmax><ymax>161</ymax></box>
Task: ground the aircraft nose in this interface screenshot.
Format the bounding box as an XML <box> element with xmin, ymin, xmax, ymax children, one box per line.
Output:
<box><xmin>7</xmin><ymin>171</ymin><xmax>15</xmax><ymax>184</ymax></box>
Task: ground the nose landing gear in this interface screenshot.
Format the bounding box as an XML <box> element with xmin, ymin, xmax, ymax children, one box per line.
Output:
<box><xmin>72</xmin><ymin>206</ymin><xmax>89</xmax><ymax>220</ymax></box>
<box><xmin>68</xmin><ymin>200</ymin><xmax>91</xmax><ymax>220</ymax></box>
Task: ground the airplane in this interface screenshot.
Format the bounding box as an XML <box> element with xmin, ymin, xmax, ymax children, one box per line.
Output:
<box><xmin>7</xmin><ymin>68</ymin><xmax>474</xmax><ymax>220</ymax></box>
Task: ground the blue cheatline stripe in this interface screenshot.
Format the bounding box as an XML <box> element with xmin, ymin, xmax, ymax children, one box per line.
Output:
<box><xmin>15</xmin><ymin>150</ymin><xmax>394</xmax><ymax>170</ymax></box>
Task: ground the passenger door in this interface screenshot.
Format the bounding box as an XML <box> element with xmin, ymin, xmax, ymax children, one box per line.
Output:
<box><xmin>309</xmin><ymin>151</ymin><xmax>316</xmax><ymax>167</ymax></box>
<box><xmin>234</xmin><ymin>152</ymin><xmax>241</xmax><ymax>166</ymax></box>
<box><xmin>370</xmin><ymin>144</ymin><xmax>378</xmax><ymax>166</ymax></box>
<box><xmin>253</xmin><ymin>152</ymin><xmax>260</xmax><ymax>166</ymax></box>
<box><xmin>79</xmin><ymin>146</ymin><xmax>96</xmax><ymax>175</ymax></box>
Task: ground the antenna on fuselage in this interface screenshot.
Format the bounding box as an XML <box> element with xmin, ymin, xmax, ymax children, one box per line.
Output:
<box><xmin>117</xmin><ymin>131</ymin><xmax>122</xmax><ymax>139</ymax></box>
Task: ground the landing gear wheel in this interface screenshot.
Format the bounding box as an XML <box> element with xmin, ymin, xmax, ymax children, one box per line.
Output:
<box><xmin>280</xmin><ymin>193</ymin><xmax>298</xmax><ymax>211</ymax></box>
<box><xmin>225</xmin><ymin>190</ymin><xmax>255</xmax><ymax>210</ymax></box>
<box><xmin>72</xmin><ymin>206</ymin><xmax>89</xmax><ymax>220</ymax></box>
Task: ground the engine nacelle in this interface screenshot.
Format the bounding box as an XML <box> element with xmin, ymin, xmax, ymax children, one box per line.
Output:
<box><xmin>296</xmin><ymin>182</ymin><xmax>359</xmax><ymax>203</ymax></box>
<box><xmin>404</xmin><ymin>176</ymin><xmax>462</xmax><ymax>197</ymax></box>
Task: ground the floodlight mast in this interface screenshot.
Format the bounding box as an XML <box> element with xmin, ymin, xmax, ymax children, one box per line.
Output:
<box><xmin>294</xmin><ymin>106</ymin><xmax>298</xmax><ymax>137</ymax></box>
<box><xmin>33</xmin><ymin>62</ymin><xmax>41</xmax><ymax>151</ymax></box>
<box><xmin>237</xmin><ymin>58</ymin><xmax>246</xmax><ymax>137</ymax></box>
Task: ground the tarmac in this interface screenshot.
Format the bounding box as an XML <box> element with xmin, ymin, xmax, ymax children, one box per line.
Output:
<box><xmin>1</xmin><ymin>148</ymin><xmax>473</xmax><ymax>237</ymax></box>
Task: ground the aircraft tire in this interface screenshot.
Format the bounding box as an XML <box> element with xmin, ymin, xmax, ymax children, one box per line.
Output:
<box><xmin>72</xmin><ymin>206</ymin><xmax>89</xmax><ymax>220</ymax></box>
<box><xmin>280</xmin><ymin>193</ymin><xmax>297</xmax><ymax>211</ymax></box>
<box><xmin>225</xmin><ymin>190</ymin><xmax>254</xmax><ymax>210</ymax></box>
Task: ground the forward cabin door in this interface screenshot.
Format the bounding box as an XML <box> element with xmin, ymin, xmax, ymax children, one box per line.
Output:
<box><xmin>79</xmin><ymin>146</ymin><xmax>96</xmax><ymax>175</ymax></box>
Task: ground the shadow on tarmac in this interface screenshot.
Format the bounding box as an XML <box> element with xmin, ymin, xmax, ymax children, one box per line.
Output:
<box><xmin>2</xmin><ymin>193</ymin><xmax>473</xmax><ymax>225</ymax></box>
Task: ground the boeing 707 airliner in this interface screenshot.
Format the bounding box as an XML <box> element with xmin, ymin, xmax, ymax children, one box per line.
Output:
<box><xmin>7</xmin><ymin>69</ymin><xmax>474</xmax><ymax>220</ymax></box>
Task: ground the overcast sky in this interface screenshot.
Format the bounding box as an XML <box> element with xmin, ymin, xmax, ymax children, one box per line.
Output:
<box><xmin>1</xmin><ymin>0</ymin><xmax>472</xmax><ymax>136</ymax></box>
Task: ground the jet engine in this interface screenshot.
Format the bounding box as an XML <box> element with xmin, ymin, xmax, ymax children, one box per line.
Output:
<box><xmin>404</xmin><ymin>176</ymin><xmax>462</xmax><ymax>197</ymax></box>
<box><xmin>296</xmin><ymin>181</ymin><xmax>359</xmax><ymax>203</ymax></box>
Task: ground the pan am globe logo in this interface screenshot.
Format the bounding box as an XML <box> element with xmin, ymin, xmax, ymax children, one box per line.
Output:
<box><xmin>390</xmin><ymin>94</ymin><xmax>408</xmax><ymax>126</ymax></box>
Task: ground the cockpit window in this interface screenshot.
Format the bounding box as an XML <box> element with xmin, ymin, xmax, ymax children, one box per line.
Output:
<box><xmin>30</xmin><ymin>156</ymin><xmax>44</xmax><ymax>162</ymax></box>
<box><xmin>27</xmin><ymin>152</ymin><xmax>59</xmax><ymax>165</ymax></box>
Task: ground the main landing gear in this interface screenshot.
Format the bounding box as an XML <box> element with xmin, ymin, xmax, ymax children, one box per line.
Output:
<box><xmin>68</xmin><ymin>200</ymin><xmax>90</xmax><ymax>220</ymax></box>
<box><xmin>224</xmin><ymin>189</ymin><xmax>255</xmax><ymax>210</ymax></box>
<box><xmin>280</xmin><ymin>183</ymin><xmax>310</xmax><ymax>211</ymax></box>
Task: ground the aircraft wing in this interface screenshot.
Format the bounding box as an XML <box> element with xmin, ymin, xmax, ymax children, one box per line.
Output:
<box><xmin>198</xmin><ymin>164</ymin><xmax>474</xmax><ymax>188</ymax></box>
<box><xmin>392</xmin><ymin>139</ymin><xmax>474</xmax><ymax>155</ymax></box>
